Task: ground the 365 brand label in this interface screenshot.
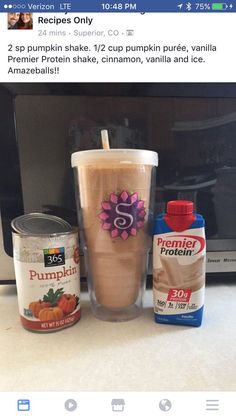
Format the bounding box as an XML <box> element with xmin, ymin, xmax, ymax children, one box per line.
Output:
<box><xmin>43</xmin><ymin>247</ymin><xmax>65</xmax><ymax>267</ymax></box>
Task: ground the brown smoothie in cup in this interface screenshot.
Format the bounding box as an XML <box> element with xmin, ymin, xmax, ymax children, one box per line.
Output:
<box><xmin>72</xmin><ymin>150</ymin><xmax>158</xmax><ymax>310</ymax></box>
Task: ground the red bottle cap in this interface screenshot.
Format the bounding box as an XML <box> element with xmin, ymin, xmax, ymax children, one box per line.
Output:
<box><xmin>167</xmin><ymin>200</ymin><xmax>194</xmax><ymax>216</ymax></box>
<box><xmin>164</xmin><ymin>200</ymin><xmax>195</xmax><ymax>231</ymax></box>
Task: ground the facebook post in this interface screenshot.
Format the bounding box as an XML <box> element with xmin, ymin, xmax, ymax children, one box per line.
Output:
<box><xmin>0</xmin><ymin>1</ymin><xmax>236</xmax><ymax>418</ymax></box>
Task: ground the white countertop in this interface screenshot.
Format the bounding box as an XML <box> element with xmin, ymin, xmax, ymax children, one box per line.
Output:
<box><xmin>0</xmin><ymin>283</ymin><xmax>235</xmax><ymax>392</ymax></box>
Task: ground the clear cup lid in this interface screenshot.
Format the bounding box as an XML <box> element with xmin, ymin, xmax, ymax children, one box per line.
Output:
<box><xmin>71</xmin><ymin>149</ymin><xmax>158</xmax><ymax>167</ymax></box>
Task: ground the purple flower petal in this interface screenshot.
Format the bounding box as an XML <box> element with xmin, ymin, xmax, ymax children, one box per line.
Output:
<box><xmin>121</xmin><ymin>231</ymin><xmax>129</xmax><ymax>240</ymax></box>
<box><xmin>137</xmin><ymin>200</ymin><xmax>144</xmax><ymax>209</ymax></box>
<box><xmin>102</xmin><ymin>223</ymin><xmax>111</xmax><ymax>230</ymax></box>
<box><xmin>130</xmin><ymin>193</ymin><xmax>138</xmax><ymax>203</ymax></box>
<box><xmin>138</xmin><ymin>210</ymin><xmax>146</xmax><ymax>219</ymax></box>
<box><xmin>102</xmin><ymin>202</ymin><xmax>111</xmax><ymax>210</ymax></box>
<box><xmin>111</xmin><ymin>229</ymin><xmax>119</xmax><ymax>238</ymax></box>
<box><xmin>98</xmin><ymin>212</ymin><xmax>109</xmax><ymax>221</ymax></box>
<box><xmin>137</xmin><ymin>221</ymin><xmax>144</xmax><ymax>229</ymax></box>
<box><xmin>99</xmin><ymin>191</ymin><xmax>146</xmax><ymax>240</ymax></box>
<box><xmin>110</xmin><ymin>193</ymin><xmax>118</xmax><ymax>204</ymax></box>
<box><xmin>120</xmin><ymin>191</ymin><xmax>129</xmax><ymax>202</ymax></box>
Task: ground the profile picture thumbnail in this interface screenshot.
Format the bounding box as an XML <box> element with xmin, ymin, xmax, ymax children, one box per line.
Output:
<box><xmin>8</xmin><ymin>12</ymin><xmax>33</xmax><ymax>30</ymax></box>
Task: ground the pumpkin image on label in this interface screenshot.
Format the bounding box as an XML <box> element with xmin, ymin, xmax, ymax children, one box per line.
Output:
<box><xmin>38</xmin><ymin>307</ymin><xmax>64</xmax><ymax>322</ymax></box>
<box><xmin>98</xmin><ymin>191</ymin><xmax>146</xmax><ymax>240</ymax></box>
<box><xmin>29</xmin><ymin>300</ymin><xmax>51</xmax><ymax>318</ymax></box>
<box><xmin>27</xmin><ymin>288</ymin><xmax>80</xmax><ymax>327</ymax></box>
<box><xmin>57</xmin><ymin>293</ymin><xmax>79</xmax><ymax>315</ymax></box>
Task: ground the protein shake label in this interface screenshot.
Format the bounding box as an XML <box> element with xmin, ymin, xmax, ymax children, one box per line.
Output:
<box><xmin>156</xmin><ymin>234</ymin><xmax>205</xmax><ymax>256</ymax></box>
<box><xmin>153</xmin><ymin>201</ymin><xmax>206</xmax><ymax>327</ymax></box>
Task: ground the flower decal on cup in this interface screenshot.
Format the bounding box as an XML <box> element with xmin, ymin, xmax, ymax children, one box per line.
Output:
<box><xmin>98</xmin><ymin>191</ymin><xmax>146</xmax><ymax>240</ymax></box>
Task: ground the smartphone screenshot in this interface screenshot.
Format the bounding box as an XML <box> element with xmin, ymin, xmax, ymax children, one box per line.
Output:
<box><xmin>0</xmin><ymin>1</ymin><xmax>235</xmax><ymax>418</ymax></box>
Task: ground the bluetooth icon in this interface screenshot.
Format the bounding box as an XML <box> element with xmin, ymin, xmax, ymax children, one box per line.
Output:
<box><xmin>186</xmin><ymin>2</ymin><xmax>192</xmax><ymax>11</ymax></box>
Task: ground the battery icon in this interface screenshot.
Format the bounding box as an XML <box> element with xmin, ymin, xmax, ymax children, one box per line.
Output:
<box><xmin>212</xmin><ymin>3</ymin><xmax>228</xmax><ymax>10</ymax></box>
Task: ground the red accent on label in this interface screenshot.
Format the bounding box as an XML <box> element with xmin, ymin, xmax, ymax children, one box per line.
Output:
<box><xmin>20</xmin><ymin>309</ymin><xmax>81</xmax><ymax>331</ymax></box>
<box><xmin>167</xmin><ymin>289</ymin><xmax>192</xmax><ymax>302</ymax></box>
<box><xmin>171</xmin><ymin>234</ymin><xmax>205</xmax><ymax>254</ymax></box>
<box><xmin>157</xmin><ymin>234</ymin><xmax>205</xmax><ymax>255</ymax></box>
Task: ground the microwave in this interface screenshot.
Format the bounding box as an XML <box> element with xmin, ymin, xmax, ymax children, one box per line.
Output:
<box><xmin>1</xmin><ymin>82</ymin><xmax>236</xmax><ymax>284</ymax></box>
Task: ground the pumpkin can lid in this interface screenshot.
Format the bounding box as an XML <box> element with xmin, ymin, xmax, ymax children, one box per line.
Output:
<box><xmin>11</xmin><ymin>213</ymin><xmax>73</xmax><ymax>235</ymax></box>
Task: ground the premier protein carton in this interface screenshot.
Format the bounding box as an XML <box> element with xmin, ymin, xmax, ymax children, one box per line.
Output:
<box><xmin>153</xmin><ymin>200</ymin><xmax>206</xmax><ymax>327</ymax></box>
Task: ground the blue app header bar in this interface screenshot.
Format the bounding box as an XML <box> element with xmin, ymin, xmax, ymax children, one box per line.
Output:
<box><xmin>1</xmin><ymin>0</ymin><xmax>236</xmax><ymax>13</ymax></box>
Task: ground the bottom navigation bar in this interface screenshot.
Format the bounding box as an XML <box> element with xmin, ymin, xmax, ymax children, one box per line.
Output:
<box><xmin>1</xmin><ymin>392</ymin><xmax>234</xmax><ymax>418</ymax></box>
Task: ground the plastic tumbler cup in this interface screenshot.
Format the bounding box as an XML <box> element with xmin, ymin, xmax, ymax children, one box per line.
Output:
<box><xmin>71</xmin><ymin>149</ymin><xmax>158</xmax><ymax>321</ymax></box>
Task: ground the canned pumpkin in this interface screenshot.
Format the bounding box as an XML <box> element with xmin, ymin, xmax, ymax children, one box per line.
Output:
<box><xmin>11</xmin><ymin>213</ymin><xmax>81</xmax><ymax>332</ymax></box>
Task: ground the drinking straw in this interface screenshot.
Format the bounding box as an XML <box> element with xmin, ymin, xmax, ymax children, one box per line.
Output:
<box><xmin>101</xmin><ymin>129</ymin><xmax>110</xmax><ymax>149</ymax></box>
